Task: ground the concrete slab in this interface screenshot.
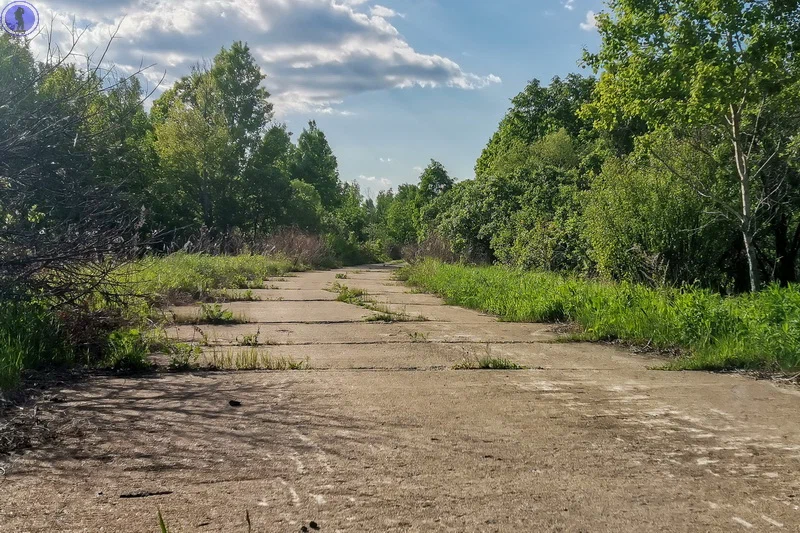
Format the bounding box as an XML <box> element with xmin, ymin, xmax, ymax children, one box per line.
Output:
<box><xmin>168</xmin><ymin>321</ymin><xmax>559</xmax><ymax>345</ymax></box>
<box><xmin>170</xmin><ymin>301</ymin><xmax>371</xmax><ymax>323</ymax></box>
<box><xmin>228</xmin><ymin>289</ymin><xmax>338</xmax><ymax>301</ymax></box>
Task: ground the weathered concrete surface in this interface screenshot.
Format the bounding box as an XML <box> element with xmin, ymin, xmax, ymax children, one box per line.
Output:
<box><xmin>170</xmin><ymin>321</ymin><xmax>559</xmax><ymax>346</ymax></box>
<box><xmin>2</xmin><ymin>264</ymin><xmax>799</xmax><ymax>532</ymax></box>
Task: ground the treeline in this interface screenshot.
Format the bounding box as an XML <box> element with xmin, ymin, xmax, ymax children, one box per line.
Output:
<box><xmin>377</xmin><ymin>1</ymin><xmax>800</xmax><ymax>294</ymax></box>
<box><xmin>1</xmin><ymin>35</ymin><xmax>381</xmax><ymax>303</ymax></box>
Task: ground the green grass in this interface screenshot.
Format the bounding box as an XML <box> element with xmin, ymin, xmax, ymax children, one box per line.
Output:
<box><xmin>237</xmin><ymin>328</ymin><xmax>262</xmax><ymax>347</ymax></box>
<box><xmin>453</xmin><ymin>356</ymin><xmax>523</xmax><ymax>370</ymax></box>
<box><xmin>331</xmin><ymin>283</ymin><xmax>368</xmax><ymax>305</ymax></box>
<box><xmin>330</xmin><ymin>282</ymin><xmax>427</xmax><ymax>322</ymax></box>
<box><xmin>208</xmin><ymin>348</ymin><xmax>308</xmax><ymax>370</ymax></box>
<box><xmin>0</xmin><ymin>253</ymin><xmax>305</xmax><ymax>391</ymax></box>
<box><xmin>171</xmin><ymin>304</ymin><xmax>247</xmax><ymax>325</ymax></box>
<box><xmin>0</xmin><ymin>301</ymin><xmax>73</xmax><ymax>390</ymax></box>
<box><xmin>402</xmin><ymin>260</ymin><xmax>800</xmax><ymax>372</ymax></box>
<box><xmin>114</xmin><ymin>253</ymin><xmax>299</xmax><ymax>305</ymax></box>
<box><xmin>211</xmin><ymin>289</ymin><xmax>259</xmax><ymax>302</ymax></box>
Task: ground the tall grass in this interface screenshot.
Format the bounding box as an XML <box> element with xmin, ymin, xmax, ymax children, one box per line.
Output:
<box><xmin>401</xmin><ymin>260</ymin><xmax>800</xmax><ymax>372</ymax></box>
<box><xmin>114</xmin><ymin>253</ymin><xmax>298</xmax><ymax>305</ymax></box>
<box><xmin>0</xmin><ymin>254</ymin><xmax>306</xmax><ymax>391</ymax></box>
<box><xmin>0</xmin><ymin>301</ymin><xmax>73</xmax><ymax>390</ymax></box>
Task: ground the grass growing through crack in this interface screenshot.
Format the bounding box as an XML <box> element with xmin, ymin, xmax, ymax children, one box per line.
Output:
<box><xmin>332</xmin><ymin>283</ymin><xmax>368</xmax><ymax>305</ymax></box>
<box><xmin>210</xmin><ymin>289</ymin><xmax>259</xmax><ymax>302</ymax></box>
<box><xmin>330</xmin><ymin>283</ymin><xmax>427</xmax><ymax>323</ymax></box>
<box><xmin>363</xmin><ymin>303</ymin><xmax>425</xmax><ymax>323</ymax></box>
<box><xmin>237</xmin><ymin>328</ymin><xmax>262</xmax><ymax>347</ymax></box>
<box><xmin>402</xmin><ymin>259</ymin><xmax>800</xmax><ymax>372</ymax></box>
<box><xmin>452</xmin><ymin>344</ymin><xmax>524</xmax><ymax>370</ymax></box>
<box><xmin>453</xmin><ymin>356</ymin><xmax>523</xmax><ymax>370</ymax></box>
<box><xmin>208</xmin><ymin>348</ymin><xmax>308</xmax><ymax>370</ymax></box>
<box><xmin>172</xmin><ymin>304</ymin><xmax>247</xmax><ymax>325</ymax></box>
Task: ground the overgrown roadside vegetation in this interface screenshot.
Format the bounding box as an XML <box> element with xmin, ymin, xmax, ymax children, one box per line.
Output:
<box><xmin>401</xmin><ymin>261</ymin><xmax>800</xmax><ymax>372</ymax></box>
<box><xmin>0</xmin><ymin>254</ymin><xmax>307</xmax><ymax>391</ymax></box>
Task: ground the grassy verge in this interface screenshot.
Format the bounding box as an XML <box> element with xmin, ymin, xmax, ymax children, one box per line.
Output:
<box><xmin>400</xmin><ymin>260</ymin><xmax>800</xmax><ymax>372</ymax></box>
<box><xmin>0</xmin><ymin>254</ymin><xmax>307</xmax><ymax>391</ymax></box>
<box><xmin>113</xmin><ymin>253</ymin><xmax>298</xmax><ymax>305</ymax></box>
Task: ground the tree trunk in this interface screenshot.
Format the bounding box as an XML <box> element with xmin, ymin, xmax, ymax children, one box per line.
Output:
<box><xmin>730</xmin><ymin>106</ymin><xmax>761</xmax><ymax>292</ymax></box>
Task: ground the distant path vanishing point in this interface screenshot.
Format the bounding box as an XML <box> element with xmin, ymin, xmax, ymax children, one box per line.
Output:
<box><xmin>2</xmin><ymin>265</ymin><xmax>799</xmax><ymax>532</ymax></box>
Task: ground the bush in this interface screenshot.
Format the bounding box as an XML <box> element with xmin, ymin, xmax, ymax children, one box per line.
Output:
<box><xmin>403</xmin><ymin>260</ymin><xmax>800</xmax><ymax>372</ymax></box>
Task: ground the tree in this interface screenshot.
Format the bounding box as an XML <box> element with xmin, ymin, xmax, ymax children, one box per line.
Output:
<box><xmin>418</xmin><ymin>160</ymin><xmax>454</xmax><ymax>203</ymax></box>
<box><xmin>584</xmin><ymin>0</ymin><xmax>800</xmax><ymax>291</ymax></box>
<box><xmin>476</xmin><ymin>74</ymin><xmax>596</xmax><ymax>177</ymax></box>
<box><xmin>584</xmin><ymin>141</ymin><xmax>738</xmax><ymax>288</ymax></box>
<box><xmin>209</xmin><ymin>41</ymin><xmax>273</xmax><ymax>166</ymax></box>
<box><xmin>241</xmin><ymin>124</ymin><xmax>293</xmax><ymax>235</ymax></box>
<box><xmin>286</xmin><ymin>180</ymin><xmax>324</xmax><ymax>232</ymax></box>
<box><xmin>154</xmin><ymin>74</ymin><xmax>234</xmax><ymax>233</ymax></box>
<box><xmin>291</xmin><ymin>121</ymin><xmax>342</xmax><ymax>208</ymax></box>
<box><xmin>386</xmin><ymin>184</ymin><xmax>421</xmax><ymax>245</ymax></box>
<box><xmin>152</xmin><ymin>42</ymin><xmax>275</xmax><ymax>236</ymax></box>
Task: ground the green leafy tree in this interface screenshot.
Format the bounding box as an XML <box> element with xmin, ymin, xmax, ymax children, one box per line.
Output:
<box><xmin>241</xmin><ymin>124</ymin><xmax>294</xmax><ymax>235</ymax></box>
<box><xmin>209</xmin><ymin>41</ymin><xmax>273</xmax><ymax>165</ymax></box>
<box><xmin>584</xmin><ymin>141</ymin><xmax>738</xmax><ymax>288</ymax></box>
<box><xmin>291</xmin><ymin>121</ymin><xmax>342</xmax><ymax>208</ymax></box>
<box><xmin>386</xmin><ymin>184</ymin><xmax>421</xmax><ymax>245</ymax></box>
<box><xmin>153</xmin><ymin>75</ymin><xmax>234</xmax><ymax>232</ymax></box>
<box><xmin>476</xmin><ymin>75</ymin><xmax>596</xmax><ymax>177</ymax></box>
<box><xmin>584</xmin><ymin>0</ymin><xmax>800</xmax><ymax>291</ymax></box>
<box><xmin>418</xmin><ymin>160</ymin><xmax>454</xmax><ymax>203</ymax></box>
<box><xmin>286</xmin><ymin>179</ymin><xmax>324</xmax><ymax>232</ymax></box>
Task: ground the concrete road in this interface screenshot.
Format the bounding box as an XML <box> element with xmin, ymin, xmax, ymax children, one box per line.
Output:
<box><xmin>1</xmin><ymin>265</ymin><xmax>799</xmax><ymax>532</ymax></box>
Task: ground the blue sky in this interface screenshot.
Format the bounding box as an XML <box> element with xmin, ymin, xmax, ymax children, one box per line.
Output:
<box><xmin>34</xmin><ymin>0</ymin><xmax>603</xmax><ymax>197</ymax></box>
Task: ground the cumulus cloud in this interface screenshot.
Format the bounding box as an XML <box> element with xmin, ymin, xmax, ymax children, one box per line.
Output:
<box><xmin>562</xmin><ymin>0</ymin><xmax>575</xmax><ymax>11</ymax></box>
<box><xmin>32</xmin><ymin>0</ymin><xmax>500</xmax><ymax>115</ymax></box>
<box><xmin>580</xmin><ymin>10</ymin><xmax>598</xmax><ymax>31</ymax></box>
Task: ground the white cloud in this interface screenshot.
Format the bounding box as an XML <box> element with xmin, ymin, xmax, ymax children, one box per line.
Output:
<box><xmin>379</xmin><ymin>157</ymin><xmax>393</xmax><ymax>163</ymax></box>
<box><xmin>370</xmin><ymin>5</ymin><xmax>402</xmax><ymax>19</ymax></box>
<box><xmin>580</xmin><ymin>10</ymin><xmax>598</xmax><ymax>31</ymax></box>
<box><xmin>563</xmin><ymin>0</ymin><xmax>575</xmax><ymax>10</ymax></box>
<box><xmin>31</xmin><ymin>0</ymin><xmax>500</xmax><ymax>116</ymax></box>
<box><xmin>412</xmin><ymin>166</ymin><xmax>423</xmax><ymax>173</ymax></box>
<box><xmin>358</xmin><ymin>174</ymin><xmax>392</xmax><ymax>188</ymax></box>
